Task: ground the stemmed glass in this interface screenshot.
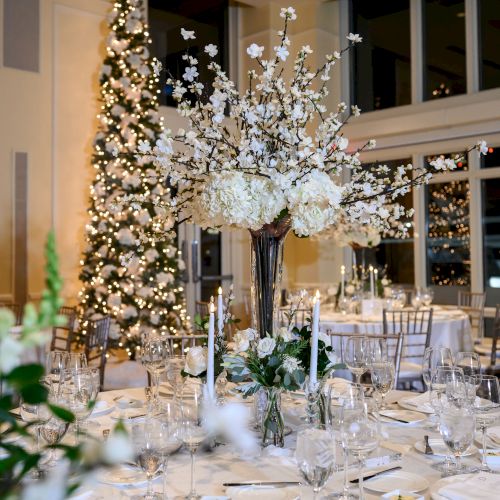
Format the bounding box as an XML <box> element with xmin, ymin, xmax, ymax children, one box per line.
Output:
<box><xmin>67</xmin><ymin>352</ymin><xmax>88</xmax><ymax>370</ymax></box>
<box><xmin>132</xmin><ymin>419</ymin><xmax>164</xmax><ymax>500</ymax></box>
<box><xmin>420</xmin><ymin>287</ymin><xmax>434</xmax><ymax>307</ymax></box>
<box><xmin>46</xmin><ymin>351</ymin><xmax>69</xmax><ymax>384</ymax></box>
<box><xmin>141</xmin><ymin>336</ymin><xmax>169</xmax><ymax>409</ymax></box>
<box><xmin>422</xmin><ymin>346</ymin><xmax>454</xmax><ymax>393</ymax></box>
<box><xmin>39</xmin><ymin>416</ymin><xmax>70</xmax><ymax>467</ymax></box>
<box><xmin>439</xmin><ymin>404</ymin><xmax>476</xmax><ymax>475</ymax></box>
<box><xmin>344</xmin><ymin>337</ymin><xmax>368</xmax><ymax>384</ymax></box>
<box><xmin>296</xmin><ymin>425</ymin><xmax>336</xmax><ymax>500</ymax></box>
<box><xmin>455</xmin><ymin>351</ymin><xmax>481</xmax><ymax>376</ymax></box>
<box><xmin>59</xmin><ymin>367</ymin><xmax>97</xmax><ymax>443</ymax></box>
<box><xmin>166</xmin><ymin>356</ymin><xmax>187</xmax><ymax>402</ymax></box>
<box><xmin>341</xmin><ymin>408</ymin><xmax>378</xmax><ymax>500</ymax></box>
<box><xmin>370</xmin><ymin>361</ymin><xmax>395</xmax><ymax>410</ymax></box>
<box><xmin>411</xmin><ymin>288</ymin><xmax>423</xmax><ymax>309</ymax></box>
<box><xmin>179</xmin><ymin>403</ymin><xmax>208</xmax><ymax>500</ymax></box>
<box><xmin>472</xmin><ymin>374</ymin><xmax>500</xmax><ymax>472</ymax></box>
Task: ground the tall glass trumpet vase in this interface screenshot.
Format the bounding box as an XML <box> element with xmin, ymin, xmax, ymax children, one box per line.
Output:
<box><xmin>249</xmin><ymin>217</ymin><xmax>291</xmax><ymax>339</ymax></box>
<box><xmin>261</xmin><ymin>387</ymin><xmax>285</xmax><ymax>448</ymax></box>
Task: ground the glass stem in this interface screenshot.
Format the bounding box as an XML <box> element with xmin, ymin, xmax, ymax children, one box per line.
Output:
<box><xmin>358</xmin><ymin>457</ymin><xmax>365</xmax><ymax>500</ymax></box>
<box><xmin>343</xmin><ymin>448</ymin><xmax>349</xmax><ymax>496</ymax></box>
<box><xmin>189</xmin><ymin>451</ymin><xmax>196</xmax><ymax>496</ymax></box>
<box><xmin>482</xmin><ymin>427</ymin><xmax>488</xmax><ymax>469</ymax></box>
<box><xmin>146</xmin><ymin>473</ymin><xmax>153</xmax><ymax>497</ymax></box>
<box><xmin>312</xmin><ymin>488</ymin><xmax>318</xmax><ymax>500</ymax></box>
<box><xmin>163</xmin><ymin>457</ymin><xmax>168</xmax><ymax>499</ymax></box>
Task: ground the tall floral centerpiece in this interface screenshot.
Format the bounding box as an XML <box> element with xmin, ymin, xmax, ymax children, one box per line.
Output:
<box><xmin>137</xmin><ymin>7</ymin><xmax>486</xmax><ymax>339</ymax></box>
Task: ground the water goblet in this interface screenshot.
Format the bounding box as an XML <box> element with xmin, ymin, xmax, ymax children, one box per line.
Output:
<box><xmin>472</xmin><ymin>374</ymin><xmax>500</xmax><ymax>472</ymax></box>
<box><xmin>421</xmin><ymin>287</ymin><xmax>434</xmax><ymax>307</ymax></box>
<box><xmin>370</xmin><ymin>361</ymin><xmax>395</xmax><ymax>410</ymax></box>
<box><xmin>296</xmin><ymin>425</ymin><xmax>336</xmax><ymax>500</ymax></box>
<box><xmin>141</xmin><ymin>336</ymin><xmax>169</xmax><ymax>409</ymax></box>
<box><xmin>422</xmin><ymin>346</ymin><xmax>454</xmax><ymax>393</ymax></box>
<box><xmin>439</xmin><ymin>405</ymin><xmax>477</xmax><ymax>475</ymax></box>
<box><xmin>67</xmin><ymin>352</ymin><xmax>87</xmax><ymax>370</ymax></box>
<box><xmin>39</xmin><ymin>417</ymin><xmax>70</xmax><ymax>467</ymax></box>
<box><xmin>455</xmin><ymin>351</ymin><xmax>481</xmax><ymax>376</ymax></box>
<box><xmin>132</xmin><ymin>419</ymin><xmax>164</xmax><ymax>500</ymax></box>
<box><xmin>344</xmin><ymin>337</ymin><xmax>368</xmax><ymax>384</ymax></box>
<box><xmin>166</xmin><ymin>356</ymin><xmax>187</xmax><ymax>401</ymax></box>
<box><xmin>341</xmin><ymin>411</ymin><xmax>378</xmax><ymax>500</ymax></box>
<box><xmin>411</xmin><ymin>289</ymin><xmax>423</xmax><ymax>310</ymax></box>
<box><xmin>45</xmin><ymin>351</ymin><xmax>69</xmax><ymax>385</ymax></box>
<box><xmin>178</xmin><ymin>403</ymin><xmax>208</xmax><ymax>500</ymax></box>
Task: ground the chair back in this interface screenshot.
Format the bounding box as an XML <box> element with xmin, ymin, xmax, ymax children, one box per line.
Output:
<box><xmin>383</xmin><ymin>309</ymin><xmax>433</xmax><ymax>367</ymax></box>
<box><xmin>458</xmin><ymin>291</ymin><xmax>486</xmax><ymax>340</ymax></box>
<box><xmin>326</xmin><ymin>330</ymin><xmax>404</xmax><ymax>386</ymax></box>
<box><xmin>84</xmin><ymin>316</ymin><xmax>111</xmax><ymax>389</ymax></box>
<box><xmin>163</xmin><ymin>334</ymin><xmax>208</xmax><ymax>357</ymax></box>
<box><xmin>0</xmin><ymin>302</ymin><xmax>23</xmax><ymax>325</ymax></box>
<box><xmin>279</xmin><ymin>306</ymin><xmax>311</xmax><ymax>328</ymax></box>
<box><xmin>50</xmin><ymin>306</ymin><xmax>77</xmax><ymax>352</ymax></box>
<box><xmin>490</xmin><ymin>305</ymin><xmax>500</xmax><ymax>367</ymax></box>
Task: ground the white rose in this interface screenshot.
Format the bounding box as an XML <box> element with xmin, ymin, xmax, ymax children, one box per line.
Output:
<box><xmin>381</xmin><ymin>278</ymin><xmax>389</xmax><ymax>286</ymax></box>
<box><xmin>184</xmin><ymin>346</ymin><xmax>207</xmax><ymax>376</ymax></box>
<box><xmin>276</xmin><ymin>326</ymin><xmax>293</xmax><ymax>342</ymax></box>
<box><xmin>237</xmin><ymin>328</ymin><xmax>257</xmax><ymax>342</ymax></box>
<box><xmin>257</xmin><ymin>337</ymin><xmax>276</xmax><ymax>358</ymax></box>
<box><xmin>233</xmin><ymin>332</ymin><xmax>250</xmax><ymax>353</ymax></box>
<box><xmin>345</xmin><ymin>284</ymin><xmax>355</xmax><ymax>295</ymax></box>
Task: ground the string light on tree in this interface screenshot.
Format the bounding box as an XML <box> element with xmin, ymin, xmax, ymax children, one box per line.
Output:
<box><xmin>78</xmin><ymin>0</ymin><xmax>190</xmax><ymax>356</ymax></box>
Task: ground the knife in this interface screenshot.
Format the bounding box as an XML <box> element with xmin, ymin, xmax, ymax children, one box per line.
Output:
<box><xmin>379</xmin><ymin>413</ymin><xmax>412</xmax><ymax>424</ymax></box>
<box><xmin>349</xmin><ymin>466</ymin><xmax>401</xmax><ymax>484</ymax></box>
<box><xmin>222</xmin><ymin>481</ymin><xmax>301</xmax><ymax>487</ymax></box>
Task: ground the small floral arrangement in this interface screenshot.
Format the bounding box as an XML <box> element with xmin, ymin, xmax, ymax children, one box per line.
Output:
<box><xmin>224</xmin><ymin>323</ymin><xmax>341</xmax><ymax>396</ymax></box>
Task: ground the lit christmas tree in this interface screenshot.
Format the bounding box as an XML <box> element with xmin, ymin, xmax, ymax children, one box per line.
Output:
<box><xmin>78</xmin><ymin>0</ymin><xmax>189</xmax><ymax>358</ymax></box>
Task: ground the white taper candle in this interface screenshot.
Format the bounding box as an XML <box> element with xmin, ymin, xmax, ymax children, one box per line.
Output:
<box><xmin>217</xmin><ymin>286</ymin><xmax>224</xmax><ymax>336</ymax></box>
<box><xmin>207</xmin><ymin>300</ymin><xmax>215</xmax><ymax>399</ymax></box>
<box><xmin>310</xmin><ymin>290</ymin><xmax>320</xmax><ymax>387</ymax></box>
<box><xmin>341</xmin><ymin>265</ymin><xmax>345</xmax><ymax>300</ymax></box>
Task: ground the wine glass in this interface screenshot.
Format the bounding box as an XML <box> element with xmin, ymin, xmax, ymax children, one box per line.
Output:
<box><xmin>422</xmin><ymin>346</ymin><xmax>454</xmax><ymax>393</ymax></box>
<box><xmin>296</xmin><ymin>425</ymin><xmax>336</xmax><ymax>500</ymax></box>
<box><xmin>67</xmin><ymin>352</ymin><xmax>87</xmax><ymax>370</ymax></box>
<box><xmin>166</xmin><ymin>356</ymin><xmax>187</xmax><ymax>401</ymax></box>
<box><xmin>411</xmin><ymin>288</ymin><xmax>423</xmax><ymax>309</ymax></box>
<box><xmin>59</xmin><ymin>368</ymin><xmax>97</xmax><ymax>443</ymax></box>
<box><xmin>39</xmin><ymin>416</ymin><xmax>70</xmax><ymax>467</ymax></box>
<box><xmin>45</xmin><ymin>351</ymin><xmax>69</xmax><ymax>384</ymax></box>
<box><xmin>366</xmin><ymin>338</ymin><xmax>388</xmax><ymax>365</ymax></box>
<box><xmin>141</xmin><ymin>336</ymin><xmax>169</xmax><ymax>409</ymax></box>
<box><xmin>439</xmin><ymin>405</ymin><xmax>476</xmax><ymax>475</ymax></box>
<box><xmin>455</xmin><ymin>351</ymin><xmax>481</xmax><ymax>376</ymax></box>
<box><xmin>341</xmin><ymin>410</ymin><xmax>378</xmax><ymax>500</ymax></box>
<box><xmin>132</xmin><ymin>419</ymin><xmax>164</xmax><ymax>500</ymax></box>
<box><xmin>391</xmin><ymin>288</ymin><xmax>406</xmax><ymax>310</ymax></box>
<box><xmin>344</xmin><ymin>337</ymin><xmax>368</xmax><ymax>384</ymax></box>
<box><xmin>370</xmin><ymin>361</ymin><xmax>395</xmax><ymax>410</ymax></box>
<box><xmin>472</xmin><ymin>374</ymin><xmax>500</xmax><ymax>472</ymax></box>
<box><xmin>179</xmin><ymin>403</ymin><xmax>208</xmax><ymax>500</ymax></box>
<box><xmin>421</xmin><ymin>287</ymin><xmax>434</xmax><ymax>307</ymax></box>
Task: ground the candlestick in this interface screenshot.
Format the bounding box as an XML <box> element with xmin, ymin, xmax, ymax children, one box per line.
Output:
<box><xmin>374</xmin><ymin>269</ymin><xmax>378</xmax><ymax>298</ymax></box>
<box><xmin>217</xmin><ymin>286</ymin><xmax>224</xmax><ymax>336</ymax></box>
<box><xmin>369</xmin><ymin>265</ymin><xmax>374</xmax><ymax>299</ymax></box>
<box><xmin>207</xmin><ymin>299</ymin><xmax>215</xmax><ymax>399</ymax></box>
<box><xmin>340</xmin><ymin>265</ymin><xmax>345</xmax><ymax>300</ymax></box>
<box><xmin>310</xmin><ymin>290</ymin><xmax>320</xmax><ymax>387</ymax></box>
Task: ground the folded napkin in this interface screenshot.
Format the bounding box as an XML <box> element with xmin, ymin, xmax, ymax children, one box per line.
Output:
<box><xmin>401</xmin><ymin>392</ymin><xmax>433</xmax><ymax>413</ymax></box>
<box><xmin>438</xmin><ymin>473</ymin><xmax>500</xmax><ymax>499</ymax></box>
<box><xmin>225</xmin><ymin>484</ymin><xmax>300</xmax><ymax>499</ymax></box>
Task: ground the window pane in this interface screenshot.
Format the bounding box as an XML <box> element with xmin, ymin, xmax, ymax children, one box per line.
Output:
<box><xmin>148</xmin><ymin>0</ymin><xmax>228</xmax><ymax>107</ymax></box>
<box><xmin>425</xmin><ymin>151</ymin><xmax>468</xmax><ymax>171</ymax></box>
<box><xmin>481</xmin><ymin>144</ymin><xmax>500</xmax><ymax>168</ymax></box>
<box><xmin>424</xmin><ymin>0</ymin><xmax>466</xmax><ymax>101</ymax></box>
<box><xmin>483</xmin><ymin>178</ymin><xmax>500</xmax><ymax>306</ymax></box>
<box><xmin>350</xmin><ymin>0</ymin><xmax>411</xmax><ymax>112</ymax></box>
<box><xmin>479</xmin><ymin>0</ymin><xmax>500</xmax><ymax>90</ymax></box>
<box><xmin>373</xmin><ymin>158</ymin><xmax>414</xmax><ymax>284</ymax></box>
<box><xmin>426</xmin><ymin>180</ymin><xmax>470</xmax><ymax>292</ymax></box>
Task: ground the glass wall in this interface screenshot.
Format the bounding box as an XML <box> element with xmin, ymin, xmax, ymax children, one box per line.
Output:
<box><xmin>479</xmin><ymin>0</ymin><xmax>500</xmax><ymax>90</ymax></box>
<box><xmin>350</xmin><ymin>0</ymin><xmax>411</xmax><ymax>112</ymax></box>
<box><xmin>423</xmin><ymin>0</ymin><xmax>466</xmax><ymax>100</ymax></box>
<box><xmin>148</xmin><ymin>0</ymin><xmax>228</xmax><ymax>106</ymax></box>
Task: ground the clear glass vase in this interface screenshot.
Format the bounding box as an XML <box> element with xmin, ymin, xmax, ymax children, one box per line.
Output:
<box><xmin>261</xmin><ymin>387</ymin><xmax>285</xmax><ymax>448</ymax></box>
<box><xmin>249</xmin><ymin>217</ymin><xmax>291</xmax><ymax>339</ymax></box>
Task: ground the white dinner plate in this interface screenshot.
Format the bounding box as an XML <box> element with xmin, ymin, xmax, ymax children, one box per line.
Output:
<box><xmin>364</xmin><ymin>470</ymin><xmax>429</xmax><ymax>494</ymax></box>
<box><xmin>414</xmin><ymin>437</ymin><xmax>477</xmax><ymax>457</ymax></box>
<box><xmin>98</xmin><ymin>465</ymin><xmax>148</xmax><ymax>487</ymax></box>
<box><xmin>378</xmin><ymin>409</ymin><xmax>427</xmax><ymax>424</ymax></box>
<box><xmin>398</xmin><ymin>397</ymin><xmax>434</xmax><ymax>414</ymax></box>
<box><xmin>428</xmin><ymin>474</ymin><xmax>494</xmax><ymax>500</ymax></box>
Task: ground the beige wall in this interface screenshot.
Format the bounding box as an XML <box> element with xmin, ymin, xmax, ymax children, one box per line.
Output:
<box><xmin>0</xmin><ymin>0</ymin><xmax>108</xmax><ymax>304</ymax></box>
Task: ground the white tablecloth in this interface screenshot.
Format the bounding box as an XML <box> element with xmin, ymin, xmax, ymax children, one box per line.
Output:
<box><xmin>69</xmin><ymin>386</ymin><xmax>482</xmax><ymax>499</ymax></box>
<box><xmin>318</xmin><ymin>307</ymin><xmax>473</xmax><ymax>355</ymax></box>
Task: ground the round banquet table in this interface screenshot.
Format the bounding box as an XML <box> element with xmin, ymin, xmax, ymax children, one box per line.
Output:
<box><xmin>317</xmin><ymin>306</ymin><xmax>473</xmax><ymax>355</ymax></box>
<box><xmin>65</xmin><ymin>385</ymin><xmax>487</xmax><ymax>499</ymax></box>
